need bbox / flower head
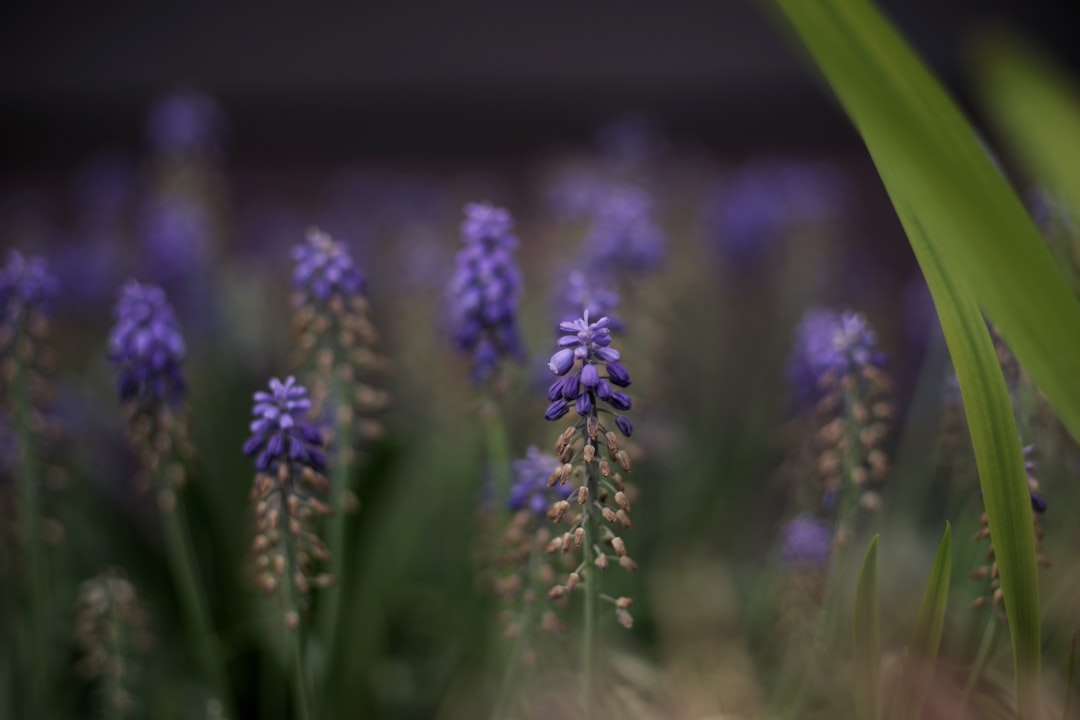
[107,281,186,405]
[0,251,57,322]
[508,446,568,516]
[545,310,633,435]
[292,228,365,302]
[242,376,325,474]
[788,308,886,410]
[584,186,664,276]
[780,515,832,568]
[447,203,525,383]
[703,159,848,267]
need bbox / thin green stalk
[493,534,544,720]
[160,499,231,713]
[483,396,512,503]
[963,614,999,706]
[12,358,45,716]
[318,379,353,676]
[1064,632,1077,720]
[581,422,602,718]
[105,578,127,720]
[282,517,313,720]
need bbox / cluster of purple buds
[788,308,888,412]
[508,446,570,517]
[1,251,57,327]
[583,185,665,277]
[292,228,366,302]
[447,203,525,384]
[703,159,848,268]
[107,281,187,406]
[243,377,332,610]
[545,310,632,438]
[242,376,326,475]
[146,89,226,159]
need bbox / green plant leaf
[854,535,881,720]
[889,523,952,720]
[973,35,1080,251]
[772,2,1048,716]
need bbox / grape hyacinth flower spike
[107,281,192,502]
[107,280,230,711]
[0,250,59,714]
[787,308,892,547]
[543,310,639,709]
[243,376,330,718]
[447,202,525,385]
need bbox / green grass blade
[854,535,881,720]
[771,3,1047,717]
[773,0,1080,447]
[889,523,952,720]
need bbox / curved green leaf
[889,522,952,720]
[772,2,1046,716]
[854,535,881,720]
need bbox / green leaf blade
[854,535,881,720]
[889,523,953,720]
[772,2,1046,716]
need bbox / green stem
[282,514,313,720]
[581,422,602,718]
[12,356,45,716]
[105,577,127,720]
[161,498,232,714]
[963,614,999,706]
[493,533,543,719]
[318,379,353,688]
[483,396,512,503]
[1063,632,1076,720]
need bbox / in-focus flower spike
[787,308,891,545]
[583,185,665,277]
[74,568,153,719]
[290,227,390,443]
[244,376,333,619]
[447,202,525,384]
[540,309,641,644]
[971,443,1051,618]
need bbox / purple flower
[584,186,665,276]
[787,308,886,410]
[242,376,325,474]
[703,159,849,268]
[557,269,622,331]
[507,446,567,516]
[780,515,833,568]
[292,228,365,302]
[447,203,525,383]
[137,193,213,286]
[146,89,226,157]
[0,251,57,324]
[545,310,634,435]
[107,281,186,405]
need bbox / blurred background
[2,2,1079,719]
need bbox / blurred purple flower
[703,159,849,268]
[780,514,832,568]
[447,203,525,384]
[508,446,567,516]
[788,308,886,410]
[584,185,665,276]
[556,269,621,331]
[292,228,365,302]
[137,193,213,286]
[146,90,226,158]
[0,250,57,322]
[107,281,186,405]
